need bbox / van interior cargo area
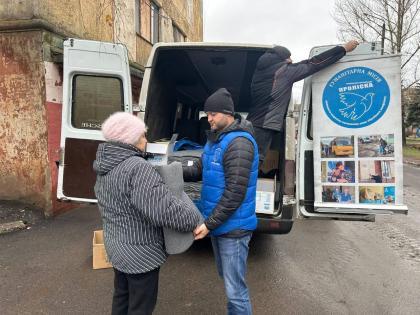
[144,47,289,213]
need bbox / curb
[0,220,27,235]
[404,159,420,167]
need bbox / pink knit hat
[101,112,147,145]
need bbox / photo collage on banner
[320,134,395,204]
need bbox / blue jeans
[211,234,252,315]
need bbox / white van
[58,39,407,234]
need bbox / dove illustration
[338,92,374,121]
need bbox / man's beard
[211,120,228,132]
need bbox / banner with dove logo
[310,55,406,212]
[322,67,390,128]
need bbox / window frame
[137,0,160,44]
[71,74,125,130]
[135,0,140,35]
[150,1,160,44]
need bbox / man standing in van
[183,88,259,315]
[247,40,359,164]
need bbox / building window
[138,0,160,44]
[71,75,124,130]
[135,0,140,34]
[173,24,186,42]
[151,1,159,44]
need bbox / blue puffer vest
[201,131,259,236]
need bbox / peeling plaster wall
[35,0,114,41]
[0,1,203,67]
[136,36,153,66]
[155,0,203,41]
[0,31,51,212]
[0,0,36,19]
[135,0,203,66]
[159,8,175,43]
[0,0,113,41]
[113,0,137,61]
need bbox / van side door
[57,39,132,202]
[297,42,407,220]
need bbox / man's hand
[343,40,359,53]
[194,223,209,240]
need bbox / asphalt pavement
[1,165,420,315]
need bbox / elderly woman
[93,112,201,315]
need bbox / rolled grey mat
[155,162,203,254]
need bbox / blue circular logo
[322,66,390,128]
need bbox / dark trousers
[112,268,159,315]
[253,126,277,165]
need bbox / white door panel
[57,39,132,202]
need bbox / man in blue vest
[183,88,259,315]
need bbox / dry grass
[403,146,420,159]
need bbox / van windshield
[336,139,351,146]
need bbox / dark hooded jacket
[183,115,257,235]
[94,142,201,274]
[247,45,347,131]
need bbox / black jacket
[183,115,255,233]
[247,45,346,131]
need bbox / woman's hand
[194,224,209,240]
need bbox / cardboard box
[146,135,177,165]
[257,178,276,192]
[256,191,275,214]
[92,230,112,270]
[146,142,171,165]
[256,178,276,214]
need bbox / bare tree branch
[402,44,420,68]
[334,0,420,87]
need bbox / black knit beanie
[203,88,235,115]
[271,45,291,61]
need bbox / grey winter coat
[93,142,201,274]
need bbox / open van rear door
[297,42,408,220]
[57,39,132,202]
